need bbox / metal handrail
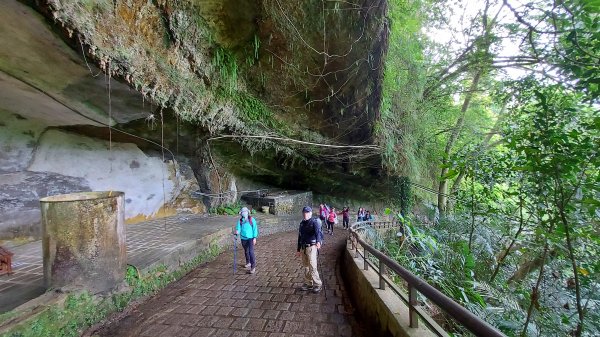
[348,221,506,337]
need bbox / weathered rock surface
[0,171,90,238]
[28,129,178,219]
[0,110,47,173]
[0,0,150,127]
[0,109,204,239]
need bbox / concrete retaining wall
[241,191,312,215]
[341,242,436,337]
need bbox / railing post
[354,237,359,258]
[408,284,418,328]
[379,258,385,290]
[363,248,368,270]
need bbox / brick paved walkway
[94,231,365,337]
[0,214,297,313]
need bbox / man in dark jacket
[296,206,323,293]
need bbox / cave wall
[0,1,210,240]
[0,109,204,240]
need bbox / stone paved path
[1,214,296,313]
[94,231,365,337]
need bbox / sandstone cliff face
[39,0,387,147]
[0,0,388,239]
[0,108,205,239]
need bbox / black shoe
[300,284,313,291]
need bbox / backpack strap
[240,216,254,227]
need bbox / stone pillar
[40,191,126,293]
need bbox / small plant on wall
[209,201,244,215]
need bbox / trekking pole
[318,249,327,300]
[233,234,237,275]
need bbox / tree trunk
[436,0,498,214]
[521,206,557,336]
[468,175,476,251]
[490,194,525,282]
[437,71,482,213]
[558,190,584,337]
[508,249,556,284]
[521,242,550,336]
[448,101,507,200]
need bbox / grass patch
[213,47,238,94]
[1,242,223,337]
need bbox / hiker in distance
[297,206,324,293]
[342,207,350,229]
[326,207,337,235]
[235,207,258,274]
[319,203,329,227]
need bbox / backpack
[240,216,254,228]
[320,206,328,219]
[300,217,323,244]
[315,218,325,244]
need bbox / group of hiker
[318,203,350,234]
[356,207,374,223]
[232,203,375,294]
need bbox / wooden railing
[348,221,506,337]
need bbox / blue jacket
[236,217,258,240]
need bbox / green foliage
[385,215,483,307]
[209,201,243,215]
[379,0,599,334]
[499,84,599,336]
[79,0,111,13]
[231,92,274,125]
[213,47,238,93]
[548,1,600,101]
[400,82,600,336]
[3,292,104,337]
[391,176,412,215]
[378,0,428,178]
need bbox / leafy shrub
[209,201,244,215]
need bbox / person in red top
[326,207,337,235]
[341,207,350,229]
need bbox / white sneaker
[245,263,251,269]
[248,268,256,274]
